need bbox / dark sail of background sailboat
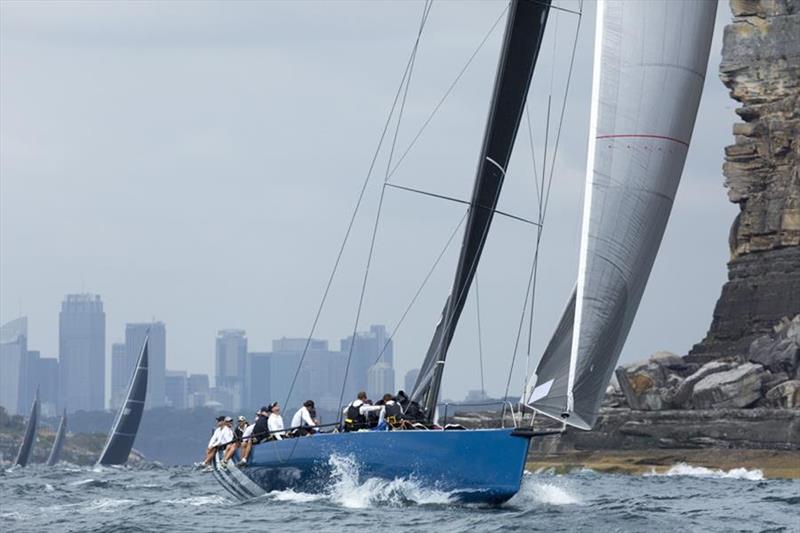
[97,337,149,466]
[412,0,551,420]
[14,389,40,467]
[46,409,68,466]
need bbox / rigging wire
[503,1,584,410]
[385,4,509,182]
[282,0,432,409]
[336,0,433,416]
[369,210,469,367]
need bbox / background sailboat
[97,337,149,466]
[46,409,67,467]
[14,389,40,467]
[527,0,718,429]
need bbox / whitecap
[326,454,454,508]
[645,463,764,481]
[268,490,324,503]
[507,474,582,506]
[165,495,230,506]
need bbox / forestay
[528,0,717,429]
[97,337,149,465]
[412,0,552,420]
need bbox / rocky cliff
[689,0,800,362]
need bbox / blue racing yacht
[213,0,717,504]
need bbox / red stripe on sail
[596,134,689,147]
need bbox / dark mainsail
[46,409,68,466]
[15,389,40,467]
[412,0,551,419]
[97,337,148,466]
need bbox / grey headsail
[46,409,68,466]
[412,0,551,420]
[97,336,148,465]
[527,0,717,429]
[14,389,40,467]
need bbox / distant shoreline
[527,449,800,479]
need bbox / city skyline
[1,295,405,414]
[1,2,736,402]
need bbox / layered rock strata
[689,0,800,362]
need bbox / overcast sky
[1,1,737,401]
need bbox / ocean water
[1,458,797,533]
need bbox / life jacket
[344,402,366,431]
[384,401,402,424]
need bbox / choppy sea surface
[1,458,797,532]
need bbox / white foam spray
[507,472,582,507]
[266,454,453,508]
[646,463,764,481]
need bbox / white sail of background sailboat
[527,0,717,429]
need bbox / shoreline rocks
[616,315,800,411]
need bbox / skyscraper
[126,322,166,409]
[340,325,393,400]
[247,352,272,411]
[165,370,187,409]
[110,342,128,409]
[187,373,210,408]
[215,330,247,410]
[59,294,105,413]
[36,357,59,417]
[367,362,395,400]
[0,317,28,415]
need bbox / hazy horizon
[1,1,737,401]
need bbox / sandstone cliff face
[690,0,800,362]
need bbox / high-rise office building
[247,352,272,411]
[59,294,105,413]
[187,373,210,408]
[367,362,395,400]
[268,337,346,412]
[340,325,393,400]
[165,370,187,409]
[215,330,247,411]
[110,342,128,409]
[37,357,59,416]
[404,368,420,394]
[126,322,166,409]
[20,349,40,413]
[0,317,28,415]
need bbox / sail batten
[529,0,717,429]
[97,337,149,465]
[412,0,552,419]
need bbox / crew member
[267,402,285,440]
[342,391,382,431]
[378,394,404,429]
[222,416,248,465]
[290,400,318,436]
[202,416,226,468]
[238,407,269,466]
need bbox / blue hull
[213,428,531,504]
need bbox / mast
[412,0,551,421]
[97,336,149,466]
[527,0,717,429]
[14,389,40,467]
[46,409,67,466]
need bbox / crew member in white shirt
[267,402,285,440]
[342,391,382,431]
[202,416,226,467]
[290,400,318,436]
